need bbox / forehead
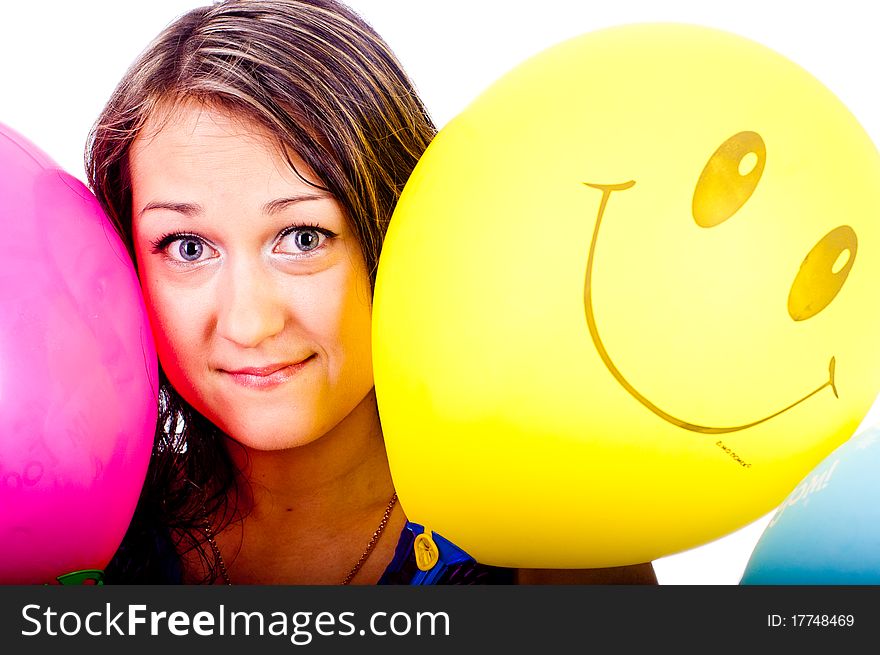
[128,99,320,192]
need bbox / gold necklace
[202,492,398,585]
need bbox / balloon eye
[788,226,857,321]
[693,131,766,227]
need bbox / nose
[214,260,286,348]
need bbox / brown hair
[87,0,434,285]
[86,0,435,583]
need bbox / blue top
[380,522,514,585]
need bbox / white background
[2,0,878,584]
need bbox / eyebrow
[139,193,330,219]
[139,201,202,218]
[263,193,330,214]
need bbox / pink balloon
[0,121,157,584]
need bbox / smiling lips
[223,356,314,389]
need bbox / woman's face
[129,101,375,450]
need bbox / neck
[201,389,405,584]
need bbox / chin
[219,417,326,452]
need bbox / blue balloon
[741,424,880,584]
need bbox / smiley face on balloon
[374,23,880,568]
[583,131,851,438]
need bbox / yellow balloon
[373,23,880,568]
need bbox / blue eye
[149,232,215,264]
[293,228,320,252]
[178,238,204,261]
[277,225,334,255]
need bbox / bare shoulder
[514,562,657,585]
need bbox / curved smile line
[582,181,838,435]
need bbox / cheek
[138,267,205,380]
[305,257,374,376]
[338,267,375,382]
[338,295,373,383]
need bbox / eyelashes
[276,224,336,255]
[150,230,204,254]
[148,223,338,264]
